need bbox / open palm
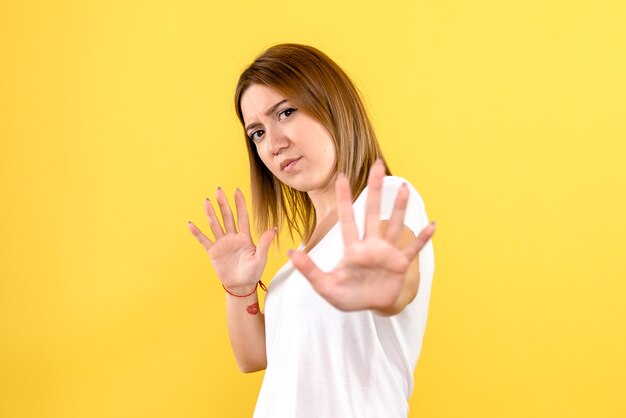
[288,160,436,312]
[188,187,276,292]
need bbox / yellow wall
[1,1,624,417]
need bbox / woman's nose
[267,127,289,155]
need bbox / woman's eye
[278,108,297,120]
[249,130,264,142]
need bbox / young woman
[188,44,436,418]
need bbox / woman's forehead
[240,84,289,121]
[241,84,285,107]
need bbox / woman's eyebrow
[245,99,288,132]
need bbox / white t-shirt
[253,176,435,418]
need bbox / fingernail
[188,220,191,224]
[287,249,294,256]
[205,197,209,201]
[431,221,436,226]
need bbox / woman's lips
[282,157,301,173]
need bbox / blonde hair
[234,43,391,244]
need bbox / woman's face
[240,84,337,194]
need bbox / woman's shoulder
[382,175,425,204]
[383,175,416,187]
[354,174,426,209]
[357,174,422,195]
[383,175,412,186]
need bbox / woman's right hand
[187,187,277,294]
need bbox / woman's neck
[308,191,336,227]
[306,173,339,225]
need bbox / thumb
[256,227,278,257]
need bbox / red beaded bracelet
[222,280,268,297]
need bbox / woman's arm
[225,287,267,373]
[188,188,276,373]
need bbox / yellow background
[1,0,625,417]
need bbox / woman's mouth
[282,157,301,172]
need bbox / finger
[234,188,252,237]
[256,227,278,258]
[384,183,410,244]
[216,187,237,233]
[364,159,385,239]
[335,173,359,245]
[288,249,329,296]
[204,197,225,239]
[402,221,436,260]
[187,221,214,251]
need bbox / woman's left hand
[288,159,436,312]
